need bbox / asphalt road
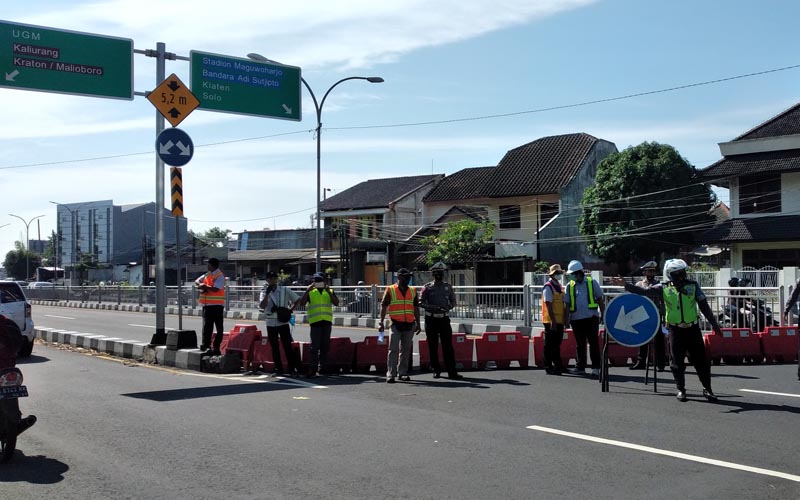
[2,305,799,499]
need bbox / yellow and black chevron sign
[171,167,184,217]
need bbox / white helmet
[567,260,584,274]
[663,258,688,281]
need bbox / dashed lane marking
[739,389,800,399]
[44,314,75,320]
[526,425,800,483]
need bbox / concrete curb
[30,300,537,337]
[35,327,205,371]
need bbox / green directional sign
[0,20,133,100]
[190,50,301,121]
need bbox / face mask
[314,281,325,288]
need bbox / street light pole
[246,53,383,272]
[8,213,45,280]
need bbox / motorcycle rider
[0,315,36,437]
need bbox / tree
[420,220,495,268]
[42,230,57,266]
[578,142,715,272]
[3,241,41,280]
[188,227,232,248]
[73,253,99,284]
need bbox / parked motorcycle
[717,278,778,331]
[0,315,36,462]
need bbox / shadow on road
[121,380,308,402]
[709,395,800,415]
[17,354,51,365]
[0,452,69,483]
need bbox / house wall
[538,139,618,266]
[731,241,800,269]
[486,195,539,242]
[729,171,800,217]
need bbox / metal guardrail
[24,284,791,328]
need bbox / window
[539,203,559,228]
[499,205,521,229]
[739,174,781,214]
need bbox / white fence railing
[25,283,793,329]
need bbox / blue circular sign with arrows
[156,127,193,167]
[605,294,660,347]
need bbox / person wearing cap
[379,268,421,383]
[420,262,462,380]
[541,264,566,375]
[195,257,226,354]
[296,272,339,377]
[258,271,301,376]
[630,261,666,371]
[563,260,605,378]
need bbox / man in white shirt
[258,271,301,375]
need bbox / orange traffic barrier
[761,326,798,363]
[705,328,763,365]
[250,337,301,373]
[223,324,262,370]
[353,336,389,374]
[532,329,576,369]
[418,333,475,372]
[475,331,529,370]
[300,337,354,374]
[598,329,639,367]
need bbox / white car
[27,282,55,289]
[0,281,35,357]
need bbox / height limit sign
[147,73,199,127]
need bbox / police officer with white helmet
[564,260,605,378]
[623,259,722,402]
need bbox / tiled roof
[701,215,800,242]
[733,102,800,141]
[320,174,442,211]
[697,148,800,180]
[422,167,495,202]
[485,133,599,197]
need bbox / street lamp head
[366,77,384,83]
[246,53,268,63]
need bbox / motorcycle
[0,315,36,462]
[717,278,778,331]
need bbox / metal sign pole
[176,214,182,330]
[601,329,610,392]
[151,42,167,345]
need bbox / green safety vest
[567,277,598,312]
[663,283,699,324]
[307,289,333,324]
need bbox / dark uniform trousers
[571,316,601,369]
[425,315,457,376]
[543,322,565,371]
[266,324,300,374]
[202,305,225,352]
[669,324,712,390]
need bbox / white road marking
[127,324,175,330]
[740,389,800,399]
[44,314,75,320]
[180,371,327,389]
[526,425,800,483]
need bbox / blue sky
[2,0,799,257]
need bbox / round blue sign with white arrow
[156,127,193,167]
[605,294,660,347]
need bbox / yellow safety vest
[663,283,699,324]
[567,276,598,312]
[541,281,565,324]
[198,269,225,305]
[307,289,333,324]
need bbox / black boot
[676,389,687,402]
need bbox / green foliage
[578,142,715,271]
[421,220,495,268]
[532,261,551,273]
[42,230,57,265]
[189,227,232,248]
[3,241,42,280]
[73,253,99,284]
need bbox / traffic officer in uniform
[564,260,605,378]
[629,261,666,371]
[195,257,226,355]
[783,277,800,380]
[297,272,339,377]
[541,264,566,375]
[378,268,421,383]
[623,259,722,402]
[420,262,463,380]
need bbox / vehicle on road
[0,282,35,357]
[0,315,35,462]
[27,281,54,289]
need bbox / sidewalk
[30,299,538,373]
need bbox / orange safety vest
[541,281,565,324]
[199,269,225,305]
[387,284,416,323]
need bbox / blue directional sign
[605,294,660,347]
[156,127,193,167]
